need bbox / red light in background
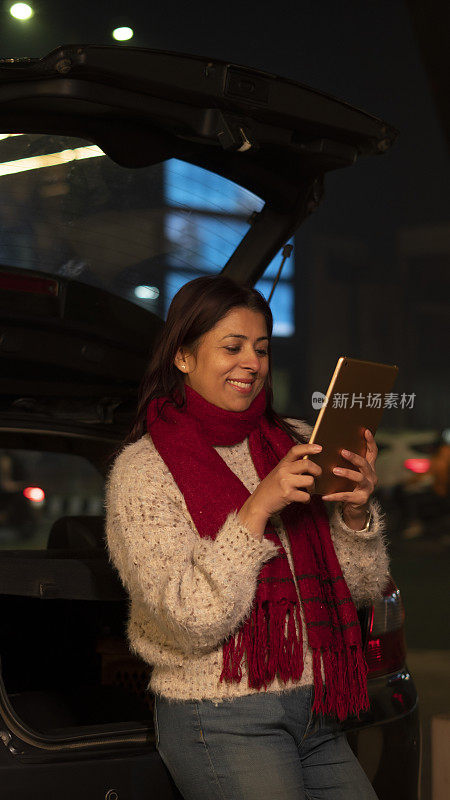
[404,458,430,474]
[23,487,45,503]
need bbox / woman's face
[175,307,270,411]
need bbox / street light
[9,3,34,20]
[112,26,134,42]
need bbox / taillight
[0,271,59,296]
[365,578,407,678]
[23,486,45,503]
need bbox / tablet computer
[304,357,399,496]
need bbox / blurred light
[0,144,105,178]
[23,486,45,503]
[134,285,160,300]
[404,457,430,474]
[442,428,450,445]
[10,3,34,20]
[0,133,24,141]
[112,26,134,41]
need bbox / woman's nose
[239,351,261,371]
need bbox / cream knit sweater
[105,418,389,704]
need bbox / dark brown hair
[120,275,304,450]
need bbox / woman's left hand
[321,429,378,512]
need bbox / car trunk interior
[1,592,154,736]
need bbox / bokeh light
[10,3,34,20]
[112,26,134,42]
[23,486,45,503]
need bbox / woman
[105,275,389,800]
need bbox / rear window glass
[0,448,104,550]
[0,133,295,336]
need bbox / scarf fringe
[220,600,369,722]
[220,599,304,691]
[311,645,370,721]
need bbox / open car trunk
[0,45,397,287]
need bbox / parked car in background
[0,44,419,799]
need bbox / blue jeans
[153,686,378,800]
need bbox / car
[0,44,419,799]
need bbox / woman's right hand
[252,443,323,517]
[238,444,323,539]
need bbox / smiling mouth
[226,379,255,391]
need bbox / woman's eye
[225,346,268,356]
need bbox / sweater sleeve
[284,417,391,607]
[105,442,280,655]
[327,497,390,606]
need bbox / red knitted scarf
[146,385,369,720]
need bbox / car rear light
[404,457,430,473]
[0,271,59,296]
[365,578,407,678]
[23,486,45,503]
